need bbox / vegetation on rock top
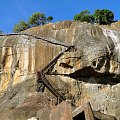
[13,12,53,33]
[74,9,114,25]
[0,9,117,33]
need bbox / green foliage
[47,16,53,22]
[0,30,2,34]
[93,9,114,24]
[13,12,53,32]
[13,20,30,33]
[74,10,91,22]
[74,9,114,25]
[28,12,46,27]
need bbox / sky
[0,0,120,33]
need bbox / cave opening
[73,111,85,120]
[69,66,119,85]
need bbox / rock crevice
[0,21,120,119]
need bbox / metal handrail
[37,46,75,105]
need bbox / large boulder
[0,21,120,119]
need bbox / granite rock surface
[0,21,120,119]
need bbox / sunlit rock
[0,21,120,119]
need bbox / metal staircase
[37,46,75,103]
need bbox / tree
[13,20,30,33]
[93,9,114,24]
[74,10,91,22]
[0,30,2,34]
[13,12,54,32]
[74,9,114,25]
[28,12,46,27]
[47,16,53,23]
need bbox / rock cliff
[0,21,120,119]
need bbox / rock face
[0,21,120,119]
[0,34,64,95]
[37,101,72,120]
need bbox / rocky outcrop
[0,21,120,119]
[0,92,50,120]
[49,22,120,119]
[37,101,72,120]
[0,34,66,95]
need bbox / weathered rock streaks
[0,21,120,119]
[0,35,65,95]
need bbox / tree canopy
[74,10,91,22]
[0,30,2,34]
[93,9,114,24]
[28,12,46,27]
[13,20,30,33]
[13,12,53,32]
[74,9,114,25]
[47,16,53,23]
